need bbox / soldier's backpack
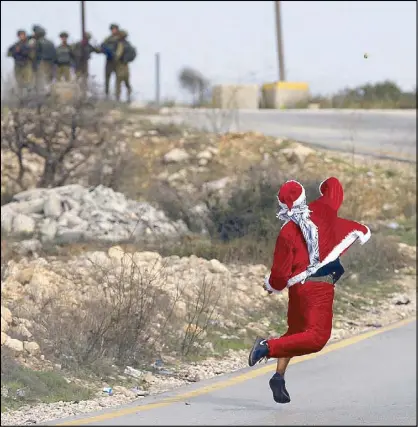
[122,41,137,63]
[37,38,56,62]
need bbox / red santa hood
[276,177,371,287]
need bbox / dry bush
[180,277,221,357]
[1,84,130,195]
[341,233,408,281]
[21,252,221,372]
[28,255,174,369]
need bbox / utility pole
[155,53,161,107]
[80,1,87,82]
[274,0,286,81]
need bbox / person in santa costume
[248,176,371,404]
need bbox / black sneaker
[248,337,269,367]
[269,372,291,404]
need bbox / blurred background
[1,0,416,104]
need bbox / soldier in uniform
[7,30,35,92]
[114,30,133,103]
[72,32,100,80]
[32,25,56,88]
[101,23,120,98]
[55,32,74,82]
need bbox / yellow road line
[56,317,416,426]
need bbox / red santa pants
[267,281,334,358]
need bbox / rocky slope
[1,253,415,425]
[2,109,416,223]
[1,110,416,425]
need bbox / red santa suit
[264,177,371,358]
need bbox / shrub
[22,252,221,372]
[1,83,130,195]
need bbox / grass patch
[1,350,93,412]
[211,337,249,354]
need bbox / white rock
[197,150,213,160]
[1,306,12,324]
[12,214,35,235]
[13,198,45,215]
[163,148,190,163]
[43,193,62,218]
[132,251,162,263]
[1,207,14,233]
[24,341,41,355]
[108,246,126,261]
[13,188,47,201]
[40,218,58,241]
[4,336,24,352]
[124,366,143,379]
[1,317,9,333]
[13,239,42,255]
[209,259,229,274]
[1,332,7,345]
[203,177,231,192]
[281,143,315,164]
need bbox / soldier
[114,30,136,103]
[7,30,35,92]
[72,32,100,80]
[55,32,74,82]
[32,25,56,88]
[101,23,120,98]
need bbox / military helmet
[60,31,69,38]
[110,23,119,30]
[32,24,43,33]
[118,30,128,38]
[17,29,26,37]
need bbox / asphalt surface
[170,109,417,162]
[51,319,416,426]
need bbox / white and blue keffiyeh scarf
[277,199,320,280]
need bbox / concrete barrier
[211,84,259,109]
[261,81,310,109]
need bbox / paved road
[51,319,416,426]
[169,109,417,162]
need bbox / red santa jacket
[265,177,371,293]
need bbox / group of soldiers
[7,23,136,102]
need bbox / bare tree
[1,84,130,193]
[178,67,210,107]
